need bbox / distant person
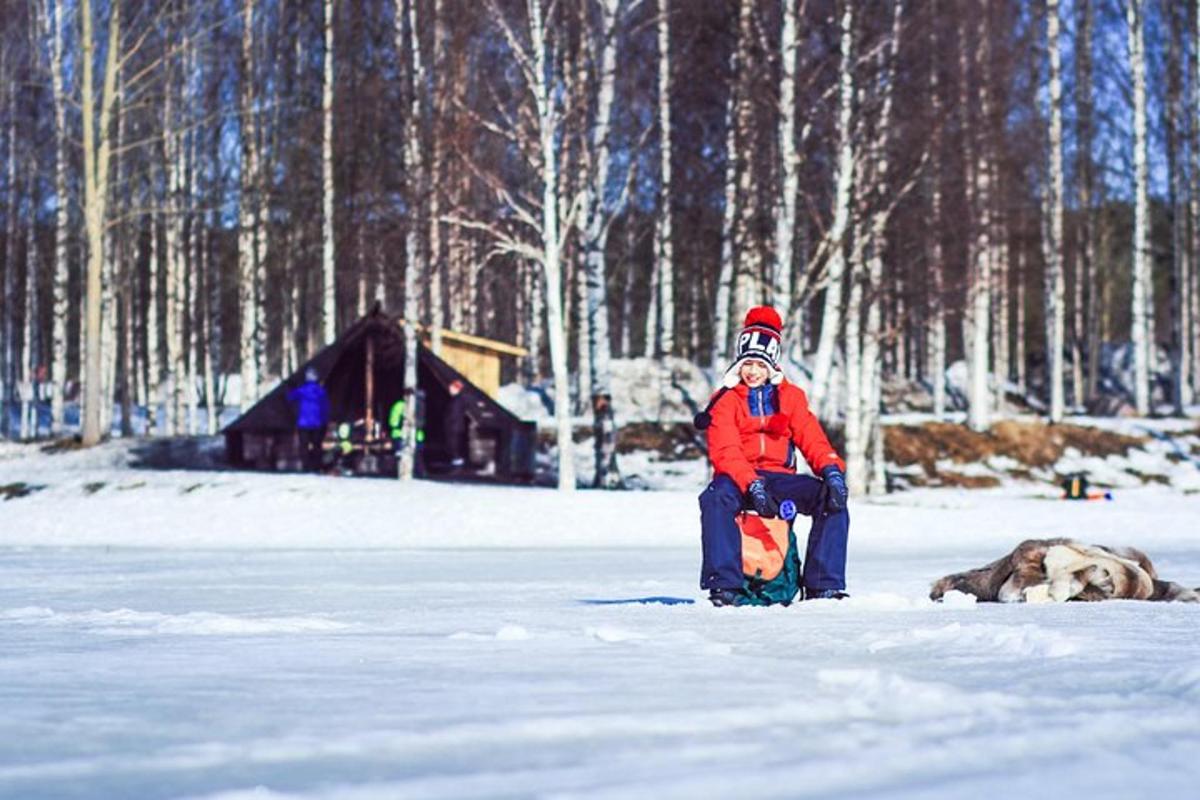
[388,389,427,477]
[444,379,468,470]
[288,367,330,472]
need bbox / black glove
[821,466,848,513]
[745,479,779,518]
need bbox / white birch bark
[147,213,161,435]
[397,0,428,482]
[966,11,991,432]
[45,0,70,437]
[164,90,184,436]
[201,228,218,436]
[238,0,261,411]
[774,0,798,319]
[654,0,674,356]
[809,3,854,415]
[322,0,337,344]
[1045,0,1066,422]
[1127,0,1151,415]
[21,172,38,439]
[79,0,120,446]
[582,0,623,488]
[2,95,15,439]
[529,0,574,491]
[100,85,123,439]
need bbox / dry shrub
[885,420,1147,476]
[938,472,1002,489]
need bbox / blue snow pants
[699,471,849,595]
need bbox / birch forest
[1,0,1199,493]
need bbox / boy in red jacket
[700,306,850,606]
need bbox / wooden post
[365,334,376,436]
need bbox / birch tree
[43,0,71,437]
[653,0,674,356]
[79,0,120,446]
[1166,0,1191,413]
[808,3,855,415]
[1191,0,1200,403]
[459,0,577,489]
[322,0,337,344]
[773,0,799,320]
[927,0,946,418]
[711,41,739,371]
[1126,0,1151,415]
[238,0,263,411]
[1076,0,1100,403]
[1044,0,1065,422]
[397,0,427,482]
[581,0,624,489]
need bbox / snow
[2,442,1200,798]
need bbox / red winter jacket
[706,380,845,491]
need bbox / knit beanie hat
[722,306,785,388]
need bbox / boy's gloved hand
[746,479,779,518]
[821,466,848,513]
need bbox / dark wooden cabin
[222,307,536,481]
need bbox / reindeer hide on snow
[930,539,1200,604]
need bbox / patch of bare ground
[885,421,1147,480]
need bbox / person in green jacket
[388,390,426,475]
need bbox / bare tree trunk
[79,0,120,446]
[2,92,16,440]
[1045,0,1065,422]
[712,44,739,371]
[964,10,992,433]
[774,0,798,320]
[21,169,38,440]
[654,0,674,357]
[1191,0,1200,403]
[1127,0,1151,414]
[398,0,427,482]
[1166,0,1191,413]
[238,0,262,411]
[582,0,624,489]
[859,0,902,491]
[809,3,855,415]
[1077,0,1099,404]
[322,0,337,344]
[528,0,574,491]
[165,87,185,436]
[731,1,762,318]
[1016,242,1027,393]
[46,0,70,437]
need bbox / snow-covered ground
[2,443,1199,799]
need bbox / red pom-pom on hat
[743,305,782,333]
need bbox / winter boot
[709,588,745,607]
[806,588,849,600]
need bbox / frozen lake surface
[1,447,1199,798]
[3,542,1199,799]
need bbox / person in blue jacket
[288,367,330,472]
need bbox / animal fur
[930,539,1200,604]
